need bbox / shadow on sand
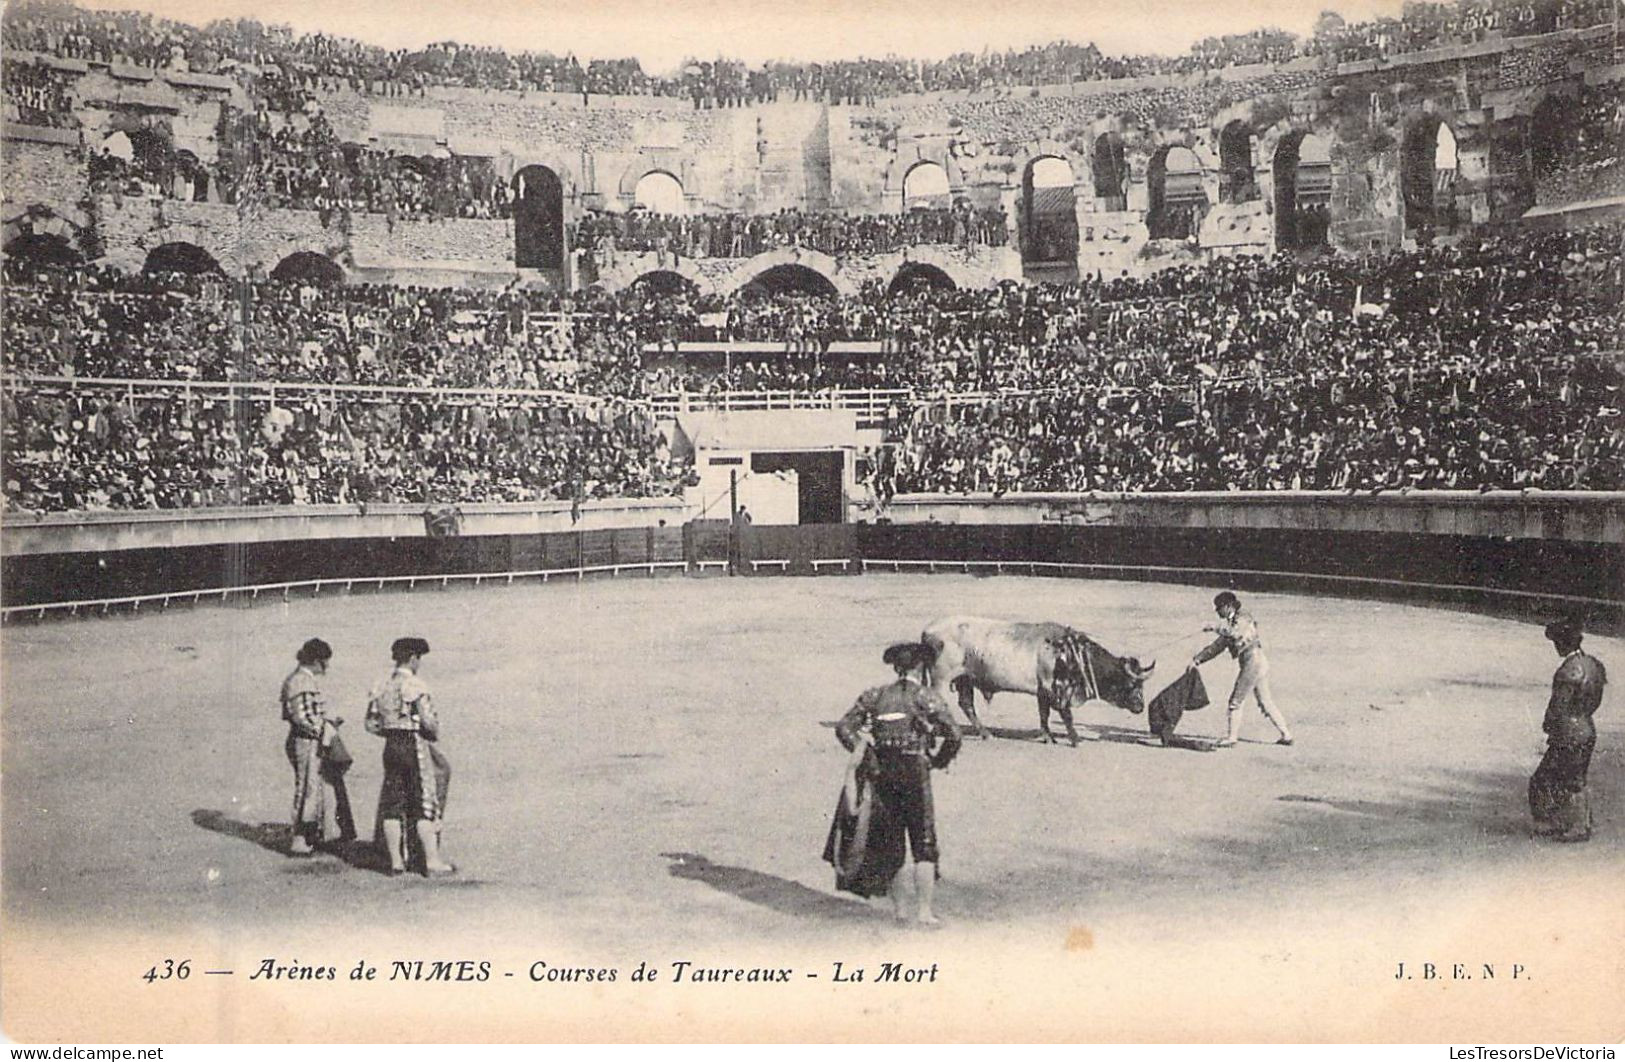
[661,851,873,921]
[191,809,394,874]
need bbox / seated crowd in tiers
[2,0,1616,113]
[1534,82,1625,206]
[3,224,1622,510]
[572,205,1009,260]
[886,351,1623,495]
[1,388,691,510]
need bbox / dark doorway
[630,270,699,296]
[886,262,955,296]
[144,242,223,275]
[270,251,343,286]
[513,165,564,270]
[751,450,845,524]
[739,264,838,298]
[1219,120,1258,203]
[1092,133,1127,211]
[3,232,81,268]
[1402,116,1459,238]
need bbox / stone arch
[270,251,344,287]
[883,146,962,207]
[98,129,135,162]
[1273,131,1335,251]
[614,154,699,206]
[628,269,701,296]
[1,206,87,266]
[595,252,714,296]
[633,170,686,215]
[886,261,956,296]
[1219,120,1258,204]
[143,241,223,275]
[1402,113,1460,238]
[1020,154,1079,265]
[902,160,951,210]
[721,247,853,298]
[739,263,838,298]
[1092,132,1128,209]
[513,163,565,270]
[1147,145,1208,240]
[871,246,1001,291]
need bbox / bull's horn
[1128,657,1156,678]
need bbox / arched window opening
[1219,121,1258,204]
[886,262,956,296]
[270,251,343,287]
[513,164,565,271]
[1021,156,1078,264]
[1274,133,1333,251]
[144,242,223,275]
[1402,117,1460,238]
[738,263,838,299]
[634,171,685,215]
[1148,146,1208,240]
[1092,133,1127,210]
[902,161,950,211]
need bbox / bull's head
[1054,634,1154,715]
[1098,655,1156,715]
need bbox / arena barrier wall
[0,497,689,556]
[3,492,1620,621]
[850,492,1622,622]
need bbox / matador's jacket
[824,679,963,897]
[835,678,963,766]
[367,666,449,823]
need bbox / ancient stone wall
[3,25,1614,287]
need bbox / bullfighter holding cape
[824,641,962,924]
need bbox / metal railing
[2,374,613,406]
[14,551,1611,625]
[0,559,730,623]
[646,388,908,419]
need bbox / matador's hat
[882,641,936,671]
[1544,617,1583,645]
[391,636,431,662]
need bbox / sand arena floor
[2,573,1621,1042]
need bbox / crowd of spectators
[4,0,1617,114]
[3,223,1621,509]
[7,224,1620,387]
[212,110,511,220]
[884,228,1624,493]
[2,58,75,127]
[572,204,1008,261]
[1,387,689,510]
[888,348,1622,493]
[0,262,656,393]
[1535,82,1625,206]
[1307,0,1616,63]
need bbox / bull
[920,615,1156,747]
